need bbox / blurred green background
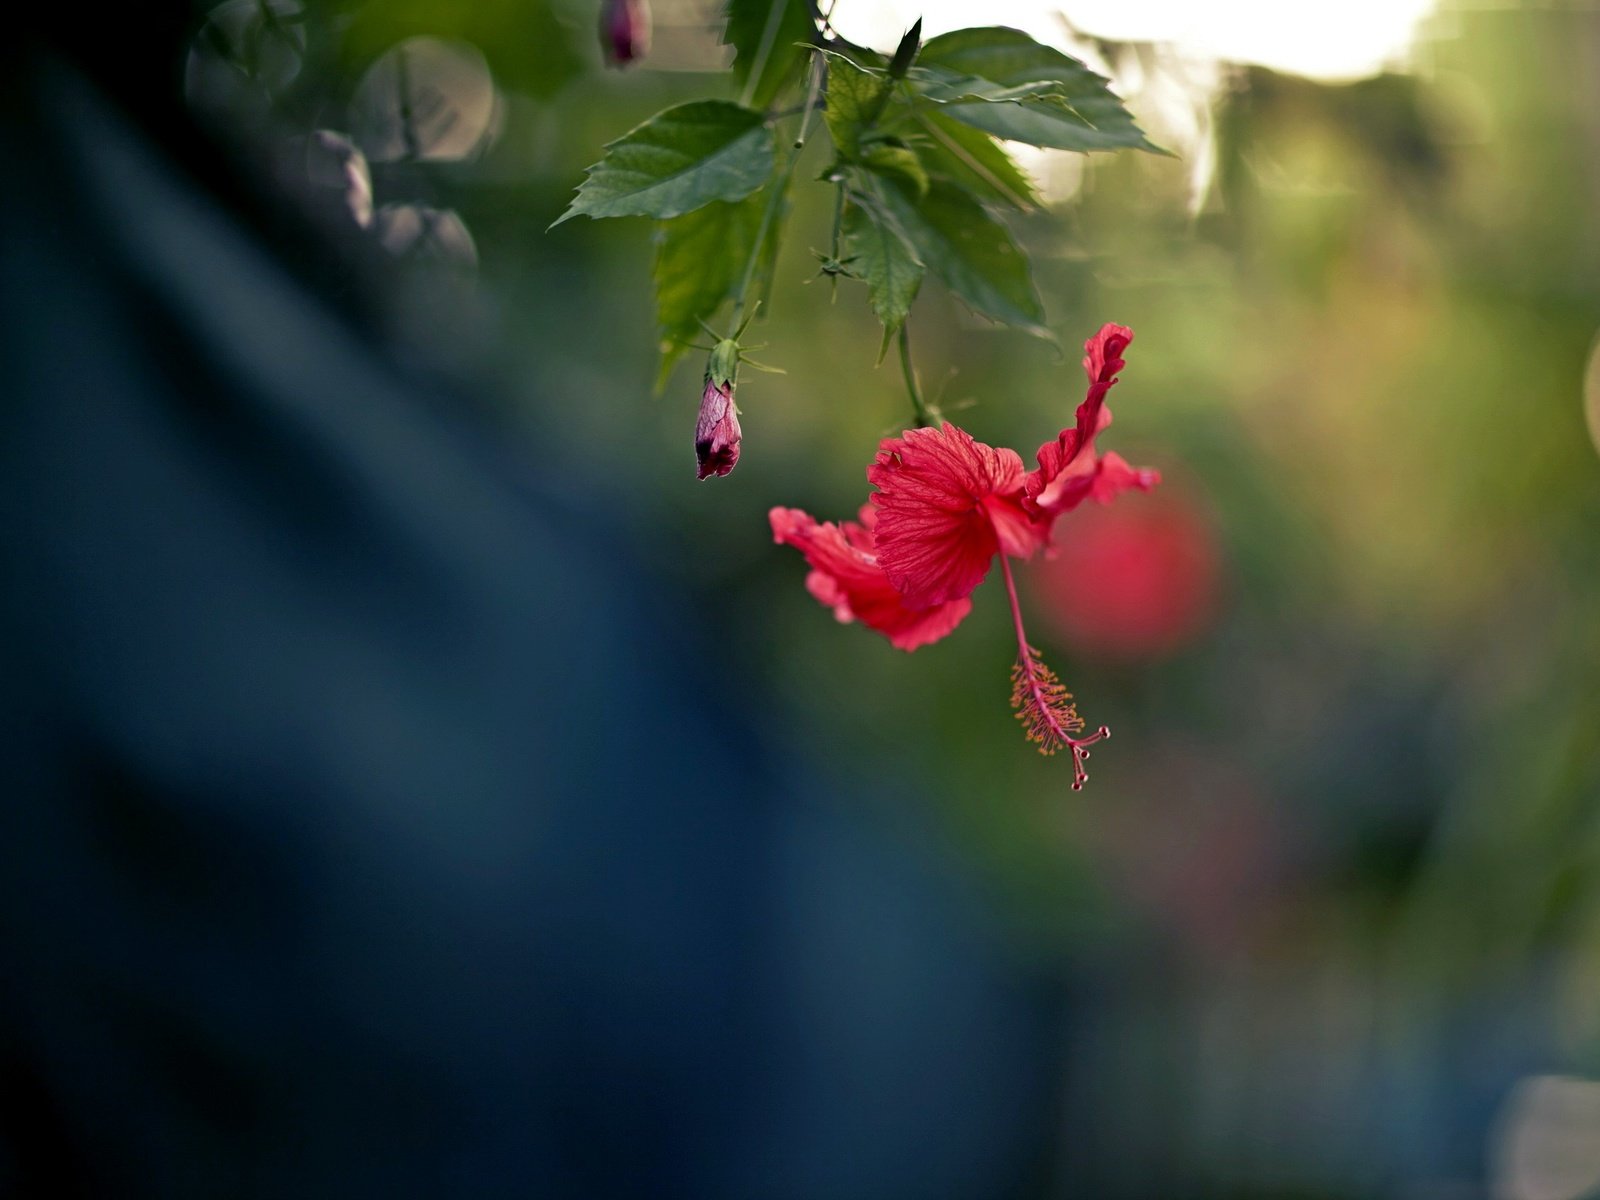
[192,1,1600,1194]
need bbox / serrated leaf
[938,92,1161,153]
[552,101,774,226]
[910,109,1038,209]
[844,196,923,338]
[819,39,887,71]
[652,190,771,386]
[914,26,1164,154]
[824,52,889,158]
[918,26,1111,94]
[860,142,928,198]
[915,74,1074,105]
[725,0,815,110]
[872,177,1049,338]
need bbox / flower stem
[793,52,824,148]
[790,49,819,149]
[738,0,792,110]
[730,145,800,332]
[823,182,848,302]
[898,324,938,428]
[830,183,846,260]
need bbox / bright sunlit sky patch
[831,0,1438,82]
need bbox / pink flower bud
[600,0,651,68]
[695,377,741,480]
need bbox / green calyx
[706,337,742,388]
[701,306,784,388]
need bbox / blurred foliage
[184,0,1600,1195]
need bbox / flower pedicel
[771,323,1159,789]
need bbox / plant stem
[898,324,937,427]
[825,182,847,301]
[793,54,824,147]
[818,0,839,38]
[731,144,801,330]
[738,0,791,110]
[769,100,826,120]
[830,183,846,256]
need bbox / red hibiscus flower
[1031,488,1221,663]
[771,323,1160,789]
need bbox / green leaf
[819,39,887,72]
[872,177,1049,338]
[824,52,889,158]
[916,75,1074,105]
[725,0,815,110]
[844,196,923,339]
[918,26,1112,94]
[914,26,1164,154]
[552,101,774,226]
[936,92,1161,154]
[860,142,928,198]
[910,109,1038,209]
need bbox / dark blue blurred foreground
[0,38,1058,1199]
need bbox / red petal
[695,378,741,480]
[1084,322,1132,388]
[1089,452,1161,505]
[984,492,1046,560]
[1026,323,1141,520]
[867,425,1027,610]
[1027,431,1099,514]
[1071,323,1131,460]
[770,507,973,651]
